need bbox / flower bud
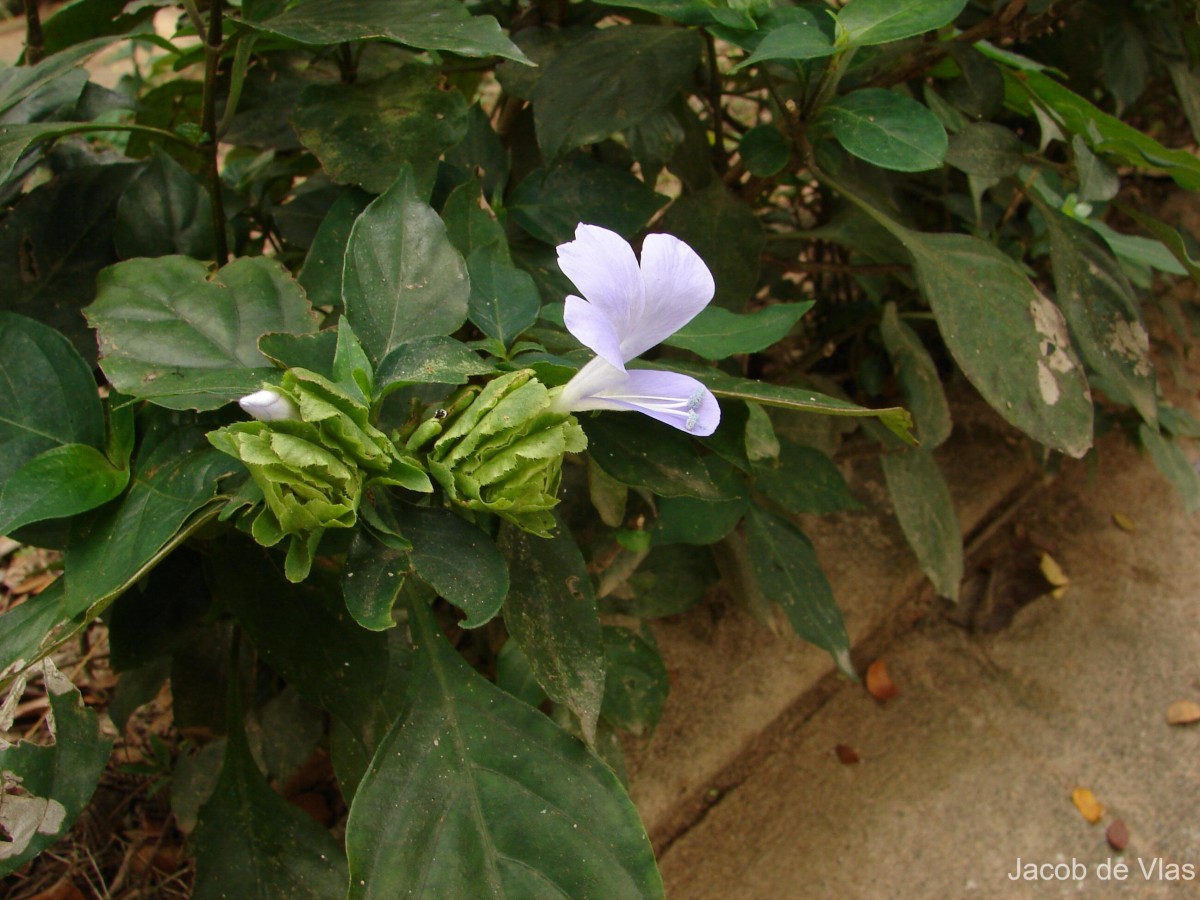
[239,389,299,422]
[426,369,587,537]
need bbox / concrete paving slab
[658,432,1200,898]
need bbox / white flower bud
[239,389,299,422]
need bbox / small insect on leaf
[1071,786,1105,823]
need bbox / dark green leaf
[738,124,792,177]
[509,157,667,245]
[258,330,339,379]
[108,548,211,671]
[466,241,541,347]
[0,37,119,118]
[39,0,155,55]
[246,0,531,63]
[601,626,668,737]
[1072,135,1120,203]
[298,187,373,310]
[944,122,1025,178]
[343,597,662,898]
[653,491,748,545]
[499,522,606,744]
[1139,424,1200,514]
[605,544,716,618]
[0,444,128,535]
[375,336,496,395]
[495,638,547,708]
[533,26,701,159]
[1043,207,1156,425]
[661,182,763,310]
[744,505,852,676]
[1117,204,1200,285]
[191,721,347,899]
[733,13,836,70]
[292,68,468,197]
[751,441,861,515]
[445,104,510,198]
[114,147,216,260]
[404,505,508,629]
[343,529,409,631]
[583,414,733,501]
[837,0,967,46]
[0,121,84,185]
[86,255,319,410]
[0,663,113,878]
[440,175,506,260]
[342,167,470,364]
[880,449,963,601]
[665,302,812,359]
[879,303,952,448]
[820,89,947,172]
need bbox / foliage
[2,0,1199,893]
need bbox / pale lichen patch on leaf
[0,772,68,860]
[1030,289,1085,406]
[1106,318,1152,377]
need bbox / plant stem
[704,30,728,174]
[199,0,230,264]
[23,0,44,65]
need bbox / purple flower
[550,224,721,436]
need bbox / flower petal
[620,232,715,360]
[240,389,299,422]
[556,224,644,335]
[564,294,626,369]
[553,359,720,436]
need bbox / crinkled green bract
[208,368,431,581]
[426,370,587,537]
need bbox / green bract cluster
[207,368,430,581]
[422,370,587,537]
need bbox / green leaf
[943,122,1026,178]
[114,147,216,260]
[657,361,916,445]
[466,241,541,347]
[0,663,113,878]
[342,167,470,364]
[0,312,104,483]
[343,529,409,631]
[298,187,373,310]
[880,449,963,601]
[0,163,140,361]
[441,175,506,260]
[0,121,82,186]
[1117,204,1200,285]
[258,331,339,380]
[601,626,668,737]
[0,36,119,117]
[583,414,733,501]
[445,104,510,199]
[1042,207,1156,425]
[533,26,701,159]
[344,597,662,898]
[900,231,1093,457]
[738,124,792,176]
[837,0,967,46]
[662,182,763,310]
[292,68,468,197]
[246,0,531,63]
[653,491,748,546]
[664,302,812,359]
[751,441,861,515]
[374,336,496,395]
[404,505,508,629]
[499,522,606,744]
[0,444,128,535]
[592,0,749,26]
[879,303,952,448]
[495,638,547,708]
[1010,69,1200,190]
[820,89,948,172]
[605,544,715,619]
[733,13,836,71]
[86,255,319,410]
[191,719,347,899]
[744,506,852,676]
[509,157,667,245]
[1139,424,1200,514]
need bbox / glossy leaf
[583,414,733,501]
[246,0,531,63]
[342,167,470,364]
[879,303,952,448]
[533,26,701,159]
[292,68,468,197]
[881,449,963,601]
[664,302,812,359]
[404,505,509,629]
[734,12,836,70]
[344,597,662,898]
[466,241,541,347]
[298,187,373,310]
[0,663,112,878]
[114,147,215,260]
[837,0,967,47]
[86,255,319,410]
[0,443,128,535]
[821,89,947,172]
[499,522,606,744]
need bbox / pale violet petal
[556,224,644,335]
[239,389,299,422]
[620,232,716,360]
[563,294,626,370]
[553,360,720,436]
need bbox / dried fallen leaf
[28,880,85,900]
[834,743,860,764]
[865,659,898,701]
[1039,552,1070,599]
[1167,700,1200,725]
[1111,512,1136,532]
[1107,819,1130,851]
[1072,786,1105,823]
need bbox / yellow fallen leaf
[1040,552,1070,599]
[1111,512,1136,532]
[1072,787,1105,823]
[1167,700,1200,725]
